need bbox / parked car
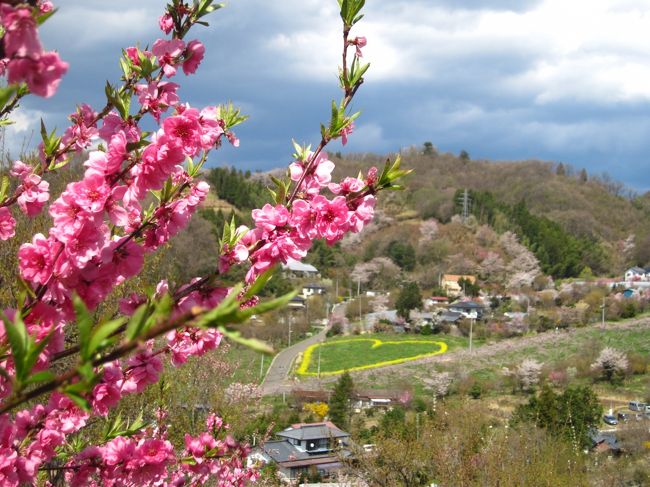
[629,401,646,412]
[603,414,618,426]
[617,412,629,422]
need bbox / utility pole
[259,355,264,380]
[469,318,474,353]
[601,297,606,326]
[288,317,293,347]
[358,278,362,323]
[317,344,322,379]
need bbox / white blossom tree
[516,358,543,392]
[591,347,629,382]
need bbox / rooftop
[283,259,319,273]
[277,422,349,442]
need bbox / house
[302,283,327,297]
[424,296,449,309]
[248,422,351,481]
[352,389,408,411]
[589,430,621,455]
[624,266,648,282]
[283,258,320,279]
[448,300,487,319]
[441,274,476,297]
[289,295,307,309]
[437,311,463,324]
[365,309,400,327]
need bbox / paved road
[260,303,346,395]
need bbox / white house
[625,267,649,282]
[282,259,320,279]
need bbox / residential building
[283,259,320,279]
[248,422,351,481]
[302,283,327,297]
[624,266,648,282]
[448,300,487,320]
[441,274,476,297]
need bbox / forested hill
[331,147,650,270]
[203,149,650,281]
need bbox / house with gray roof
[248,422,351,481]
[282,258,320,279]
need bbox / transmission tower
[457,188,471,223]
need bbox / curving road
[260,302,346,395]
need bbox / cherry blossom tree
[591,347,629,382]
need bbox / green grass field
[297,334,474,376]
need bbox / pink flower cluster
[245,152,376,282]
[10,160,49,216]
[63,414,257,486]
[0,393,89,486]
[0,2,68,97]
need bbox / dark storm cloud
[6,0,650,192]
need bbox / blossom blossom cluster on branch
[0,0,404,484]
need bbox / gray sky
[9,0,650,190]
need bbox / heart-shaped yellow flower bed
[296,338,448,376]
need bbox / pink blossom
[218,242,249,274]
[7,51,68,98]
[328,176,364,195]
[312,195,350,243]
[39,1,54,14]
[63,103,98,151]
[183,40,205,75]
[0,207,16,240]
[252,203,290,232]
[290,199,318,239]
[159,12,174,34]
[91,363,123,416]
[45,393,89,435]
[152,38,185,78]
[52,220,107,269]
[98,111,141,142]
[340,121,354,145]
[49,188,97,230]
[17,174,49,216]
[366,166,378,186]
[70,173,110,214]
[102,436,136,466]
[350,36,367,57]
[10,160,31,179]
[135,81,179,121]
[289,151,334,187]
[18,233,57,285]
[349,194,376,232]
[167,328,223,366]
[162,110,202,156]
[2,7,41,58]
[101,237,144,284]
[121,343,163,394]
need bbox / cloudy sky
[11,0,650,190]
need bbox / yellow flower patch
[296,338,448,376]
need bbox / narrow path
[260,302,346,395]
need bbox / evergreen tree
[556,163,566,176]
[396,281,422,319]
[386,240,416,271]
[329,371,354,429]
[579,168,588,183]
[512,385,602,449]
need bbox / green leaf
[0,85,17,111]
[0,176,10,202]
[88,318,126,356]
[244,265,278,299]
[74,296,94,361]
[24,370,55,385]
[62,388,91,412]
[217,327,274,355]
[1,312,27,383]
[125,303,150,342]
[23,330,53,381]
